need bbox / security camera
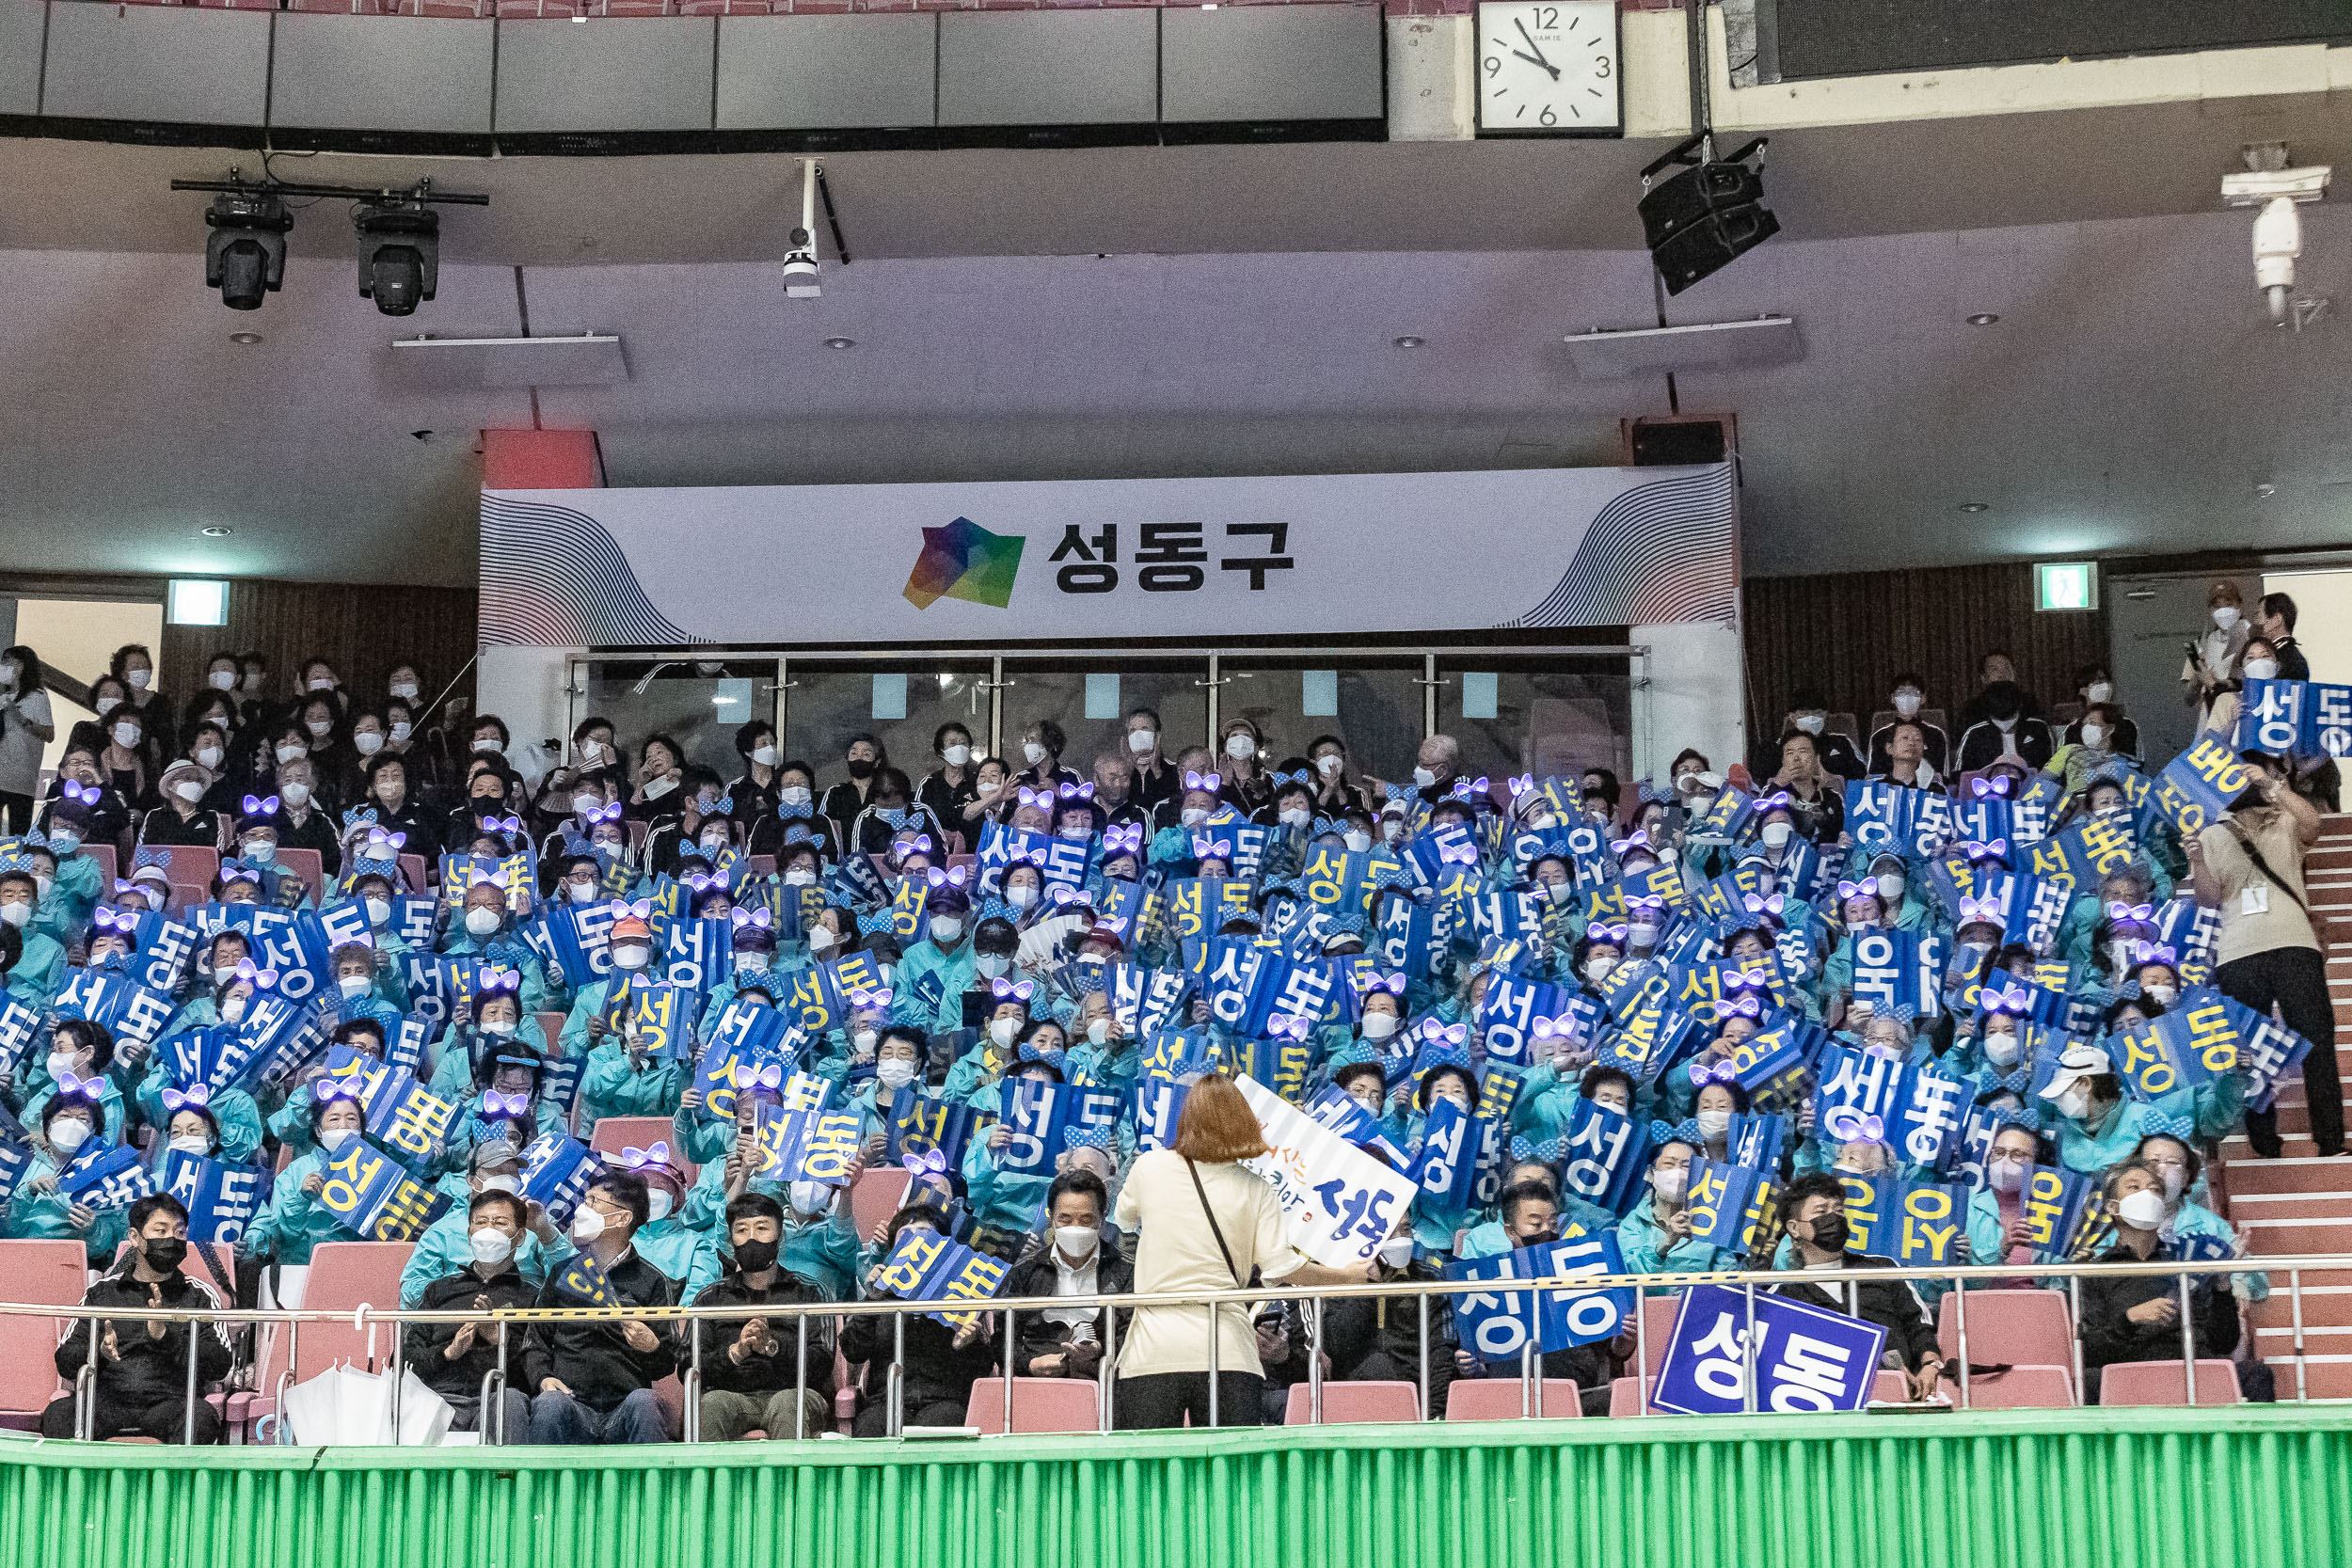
[783,226,820,300]
[2223,156,2330,323]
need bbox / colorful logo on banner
[1649,1282,1887,1415]
[903,516,1025,610]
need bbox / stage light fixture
[354,199,440,317]
[1637,135,1778,296]
[203,189,293,311]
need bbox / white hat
[2040,1043,2111,1103]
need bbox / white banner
[1236,1073,1421,1267]
[480,463,1737,647]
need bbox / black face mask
[734,1239,779,1274]
[845,758,877,781]
[1806,1213,1850,1255]
[1982,681,2024,722]
[143,1236,188,1273]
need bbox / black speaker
[1637,159,1766,247]
[1639,159,1778,295]
[1627,417,1729,467]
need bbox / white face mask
[990,1017,1021,1047]
[1057,1225,1102,1260]
[464,907,501,938]
[308,676,337,692]
[647,1190,675,1223]
[478,1174,520,1196]
[111,722,141,750]
[2244,658,2280,681]
[780,785,813,807]
[788,1180,830,1218]
[1983,1029,2020,1067]
[389,721,412,743]
[1343,830,1372,852]
[306,719,332,738]
[390,682,420,701]
[807,927,836,954]
[280,782,311,808]
[1794,714,1825,735]
[45,1050,77,1082]
[1279,808,1311,828]
[1586,953,1618,983]
[570,1208,607,1242]
[850,1027,880,1056]
[365,897,391,928]
[734,954,770,975]
[174,779,204,804]
[194,744,224,769]
[2057,1085,2091,1121]
[1375,1236,1415,1269]
[354,732,385,755]
[700,833,729,856]
[49,832,81,856]
[1986,1156,2027,1193]
[571,792,601,817]
[1695,1109,1732,1141]
[1875,872,1904,902]
[1412,767,1438,790]
[469,1228,515,1265]
[169,1134,212,1157]
[2086,681,2114,704]
[751,744,779,767]
[941,744,969,767]
[1225,735,1256,761]
[977,954,1011,979]
[209,670,237,691]
[124,668,151,690]
[1892,690,1922,716]
[612,942,652,971]
[1023,742,1047,766]
[2158,1166,2187,1201]
[338,974,373,1000]
[784,868,817,888]
[1316,756,1347,781]
[2213,606,2240,631]
[1360,1010,1399,1041]
[1760,821,1793,848]
[472,738,503,755]
[1006,884,1038,910]
[2118,1189,2166,1230]
[1652,1165,1689,1201]
[1127,730,1156,755]
[320,1127,359,1154]
[876,1058,917,1090]
[2144,982,2178,1007]
[49,1120,91,1154]
[929,915,963,944]
[94,696,120,717]
[243,838,277,863]
[276,743,306,765]
[0,903,30,929]
[2080,723,2106,749]
[1180,806,1209,828]
[644,775,677,799]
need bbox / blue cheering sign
[1649,1283,1887,1415]
[873,1227,1009,1329]
[997,1079,1125,1177]
[1447,1231,1636,1363]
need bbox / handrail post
[1740,1280,1757,1415]
[278,1318,302,1446]
[1307,1299,1323,1425]
[494,1320,510,1446]
[1519,1338,1534,1418]
[1953,1277,1969,1412]
[686,1312,704,1445]
[1099,1299,1118,1434]
[1416,1296,1430,1423]
[795,1312,809,1440]
[2067,1276,2084,1404]
[183,1311,201,1445]
[388,1315,404,1446]
[2179,1275,2197,1404]
[2290,1268,2308,1402]
[1634,1291,1650,1416]
[1206,1304,1220,1427]
[889,1313,905,1436]
[1002,1308,1016,1433]
[76,1307,100,1441]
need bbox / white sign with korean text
[1236,1073,1421,1267]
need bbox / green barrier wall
[2,1409,2347,1568]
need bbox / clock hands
[1513,19,1561,80]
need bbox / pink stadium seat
[1442,1378,1583,1420]
[0,1241,95,1429]
[1954,1365,2074,1409]
[145,845,219,892]
[399,853,428,893]
[168,882,208,918]
[2096,1360,2243,1407]
[747,855,776,878]
[83,843,118,893]
[247,1242,415,1439]
[535,1012,567,1051]
[588,1117,688,1176]
[1607,1376,1647,1417]
[850,1169,913,1243]
[1639,1293,1679,1377]
[963,1377,1100,1434]
[275,848,325,904]
[1282,1381,1419,1425]
[1869,1370,1911,1403]
[1937,1288,2074,1371]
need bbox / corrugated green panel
[4,1409,2351,1568]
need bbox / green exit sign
[2036,562,2098,611]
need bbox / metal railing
[24,1250,2330,1446]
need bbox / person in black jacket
[841,1203,1001,1435]
[1427,1184,1597,1416]
[1766,1173,1945,1401]
[522,1172,679,1444]
[693,1193,838,1442]
[404,1190,537,1441]
[996,1171,1134,1380]
[2077,1162,2249,1403]
[40,1194,232,1443]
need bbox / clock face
[1475,0,1622,137]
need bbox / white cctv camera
[2223,159,2329,322]
[783,228,820,300]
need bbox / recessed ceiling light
[1958,502,1989,514]
[199,526,234,537]
[1964,313,1999,326]
[2255,483,2278,498]
[824,337,855,351]
[1393,335,1424,349]
[229,331,262,345]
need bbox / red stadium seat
[1639,1293,1679,1377]
[1954,1365,2074,1409]
[2096,1360,2242,1407]
[964,1377,1101,1434]
[1936,1288,2074,1371]
[246,1242,414,1439]
[1442,1378,1583,1420]
[399,853,429,893]
[1607,1376,1647,1417]
[1282,1381,1419,1425]
[0,1241,94,1430]
[850,1169,912,1243]
[1869,1370,1912,1403]
[144,845,219,892]
[746,855,776,878]
[274,848,325,904]
[536,1012,568,1052]
[82,843,118,893]
[588,1117,690,1177]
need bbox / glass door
[1434,650,1635,788]
[993,656,1212,784]
[576,657,782,781]
[780,656,995,787]
[1213,656,1427,792]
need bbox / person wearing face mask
[964,1046,1076,1236]
[2076,1161,2248,1404]
[4,1091,126,1262]
[1760,687,1864,784]
[443,881,554,1015]
[2128,1129,2268,1305]
[2060,664,2140,757]
[144,754,227,853]
[107,643,175,773]
[1120,707,1177,811]
[2253,590,2310,680]
[839,1203,1006,1435]
[913,721,979,839]
[1210,718,1273,816]
[263,757,342,878]
[817,733,890,845]
[747,764,843,864]
[685,1105,868,1299]
[573,968,688,1136]
[2201,635,2284,742]
[0,644,57,835]
[2183,579,2254,709]
[134,1056,264,1166]
[38,1194,230,1443]
[1613,1140,1736,1290]
[402,1189,541,1440]
[393,1134,557,1305]
[844,1025,933,1136]
[522,1173,680,1445]
[1401,1060,1483,1250]
[1765,1174,1944,1400]
[1009,717,1082,797]
[996,1169,1135,1383]
[888,883,976,1036]
[2037,1044,2164,1176]
[1863,674,1951,777]
[23,1017,122,1134]
[690,1192,839,1441]
[566,1148,720,1304]
[723,719,784,827]
[243,1092,378,1289]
